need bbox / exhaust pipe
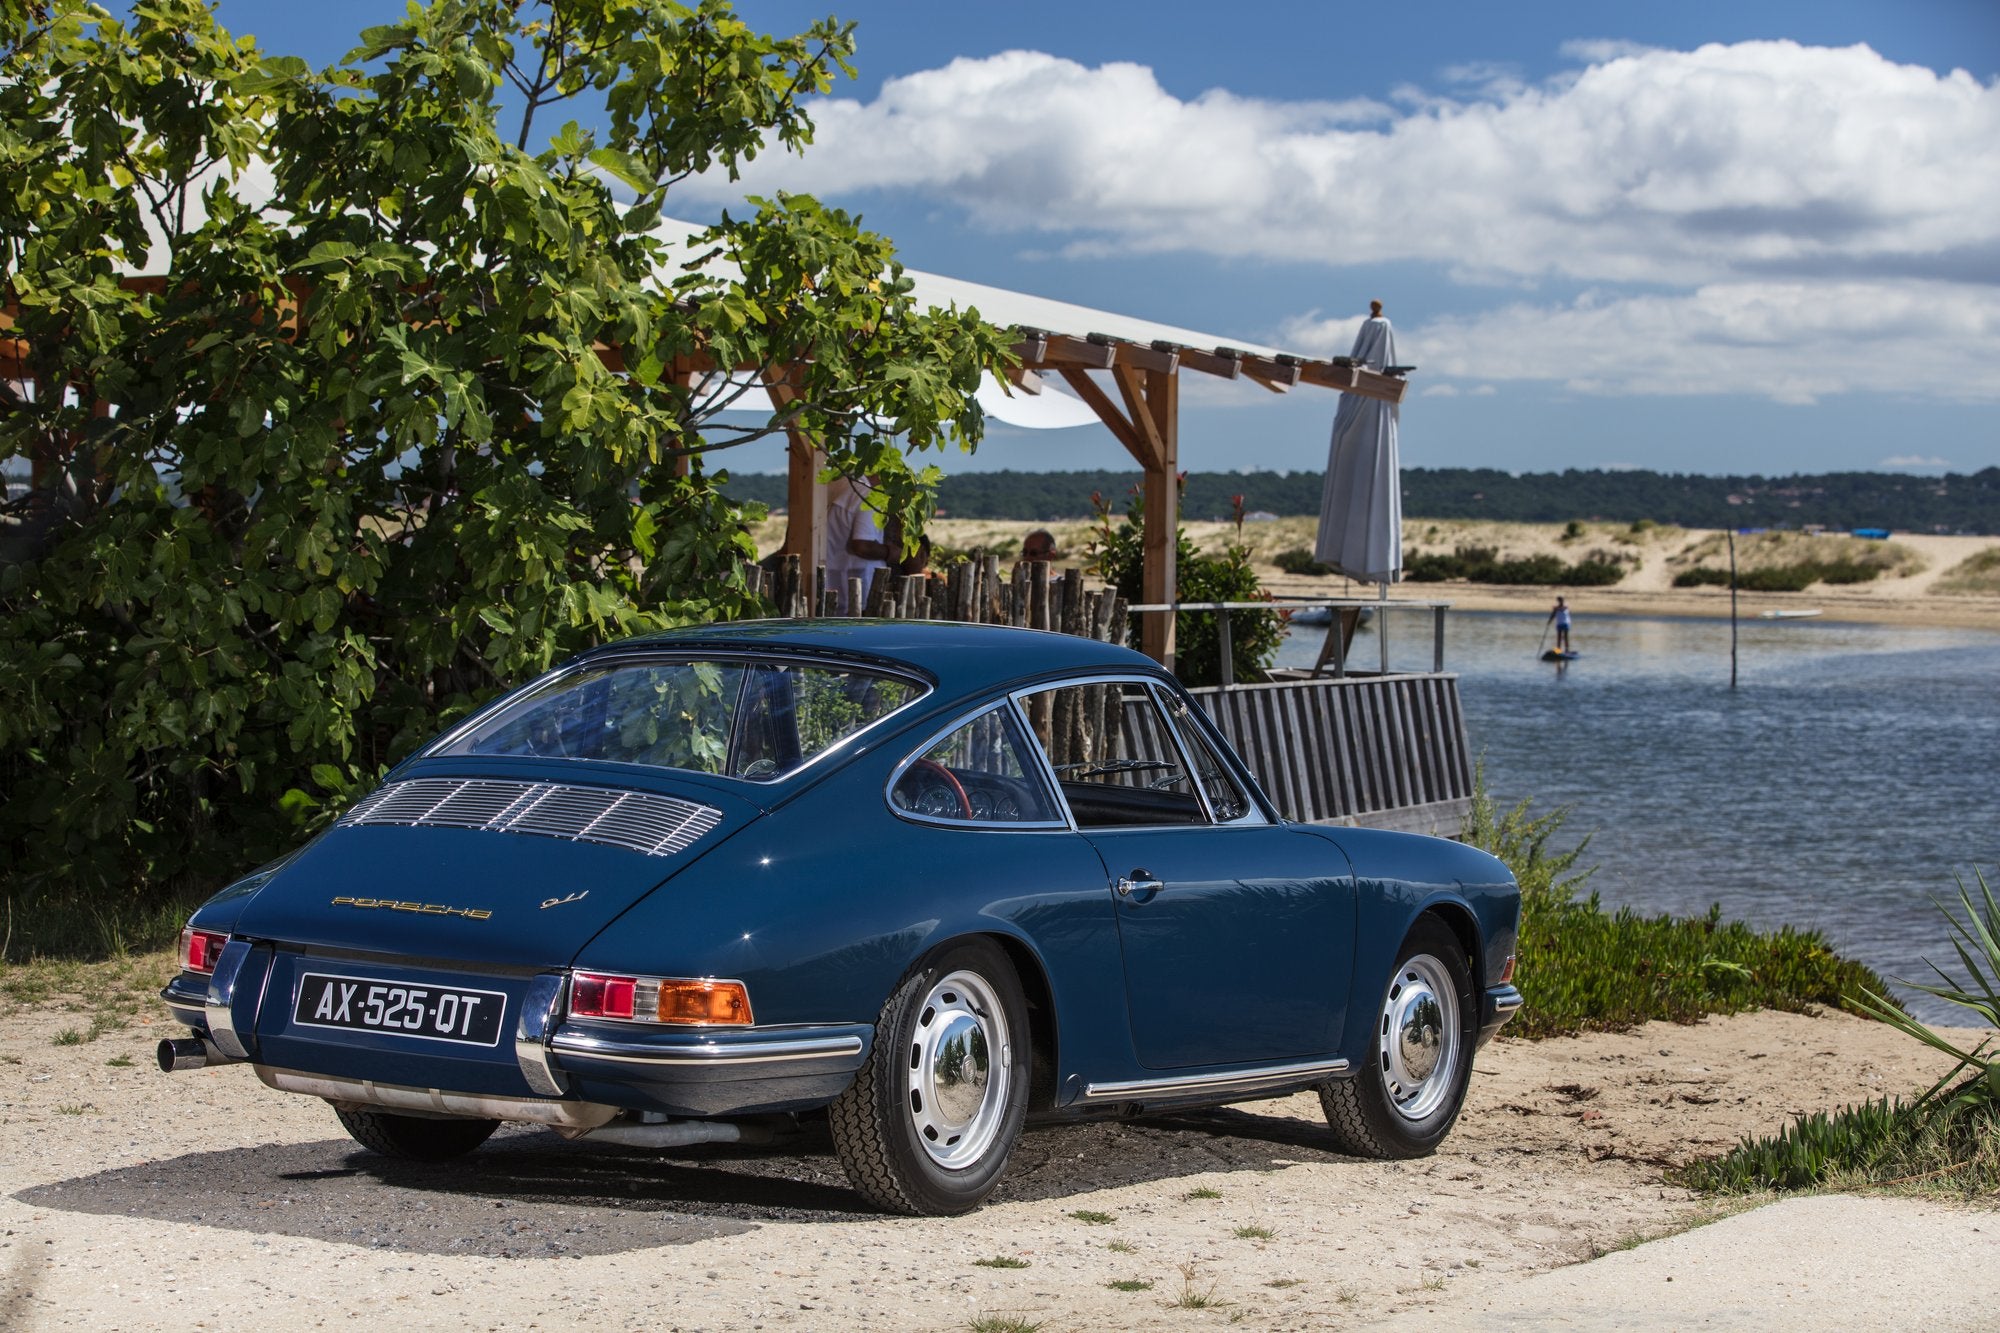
[158,1038,208,1072]
[157,1035,240,1072]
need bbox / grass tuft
[1171,1261,1227,1310]
[1105,1279,1153,1292]
[972,1256,1030,1270]
[966,1317,1043,1333]
[1232,1224,1276,1240]
[1069,1209,1115,1226]
[1183,1186,1221,1201]
[1103,1239,1136,1254]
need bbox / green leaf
[586,148,656,194]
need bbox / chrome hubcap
[906,970,1012,1168]
[1377,953,1460,1122]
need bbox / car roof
[580,619,1161,695]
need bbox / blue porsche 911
[161,620,1521,1215]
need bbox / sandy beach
[4,978,1995,1330]
[830,517,2000,633]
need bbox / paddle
[1536,618,1552,660]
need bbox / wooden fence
[742,554,1129,642]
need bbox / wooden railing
[1190,672,1473,837]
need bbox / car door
[1017,678,1356,1070]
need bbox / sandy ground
[3,999,1994,1330]
[819,517,2000,633]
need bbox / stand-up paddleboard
[1541,650,1581,661]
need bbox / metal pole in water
[1728,528,1739,690]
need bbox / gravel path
[2,1001,1990,1329]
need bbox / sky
[167,1,2000,479]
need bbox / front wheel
[828,939,1031,1215]
[333,1105,499,1161]
[1320,916,1476,1158]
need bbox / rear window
[440,658,925,782]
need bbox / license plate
[293,971,507,1048]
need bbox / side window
[1016,681,1205,828]
[1162,695,1258,823]
[890,705,1061,826]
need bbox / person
[1021,529,1056,563]
[825,475,888,612]
[1547,596,1572,654]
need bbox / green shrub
[1090,488,1282,688]
[1402,546,1627,588]
[1673,559,1884,591]
[1463,772,1885,1039]
[1274,547,1335,577]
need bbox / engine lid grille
[338,778,723,858]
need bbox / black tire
[828,938,1031,1215]
[333,1105,500,1161]
[1320,916,1476,1158]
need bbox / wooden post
[766,373,826,575]
[1728,528,1739,690]
[1140,367,1179,670]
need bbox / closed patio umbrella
[1313,304,1402,584]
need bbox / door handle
[1115,872,1165,897]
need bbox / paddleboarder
[1546,596,1573,655]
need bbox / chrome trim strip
[1081,1057,1349,1101]
[1487,985,1525,1018]
[549,1030,864,1067]
[204,939,257,1060]
[255,1066,617,1130]
[515,973,569,1096]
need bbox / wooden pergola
[773,320,1409,667]
[4,259,1409,672]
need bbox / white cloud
[684,42,2000,289]
[1399,279,2000,405]
[1879,454,1953,467]
[1421,383,1462,398]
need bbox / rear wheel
[829,939,1030,1215]
[1320,916,1476,1158]
[333,1106,499,1161]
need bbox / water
[1276,609,2000,1023]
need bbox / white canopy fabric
[698,369,1101,430]
[1313,315,1402,584]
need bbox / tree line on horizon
[720,466,2000,536]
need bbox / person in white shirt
[825,475,888,612]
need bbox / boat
[1758,608,1823,620]
[1287,605,1373,628]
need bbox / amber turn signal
[1498,954,1517,984]
[656,979,753,1026]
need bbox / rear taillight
[181,927,229,975]
[571,972,638,1020]
[569,971,752,1026]
[1499,954,1517,985]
